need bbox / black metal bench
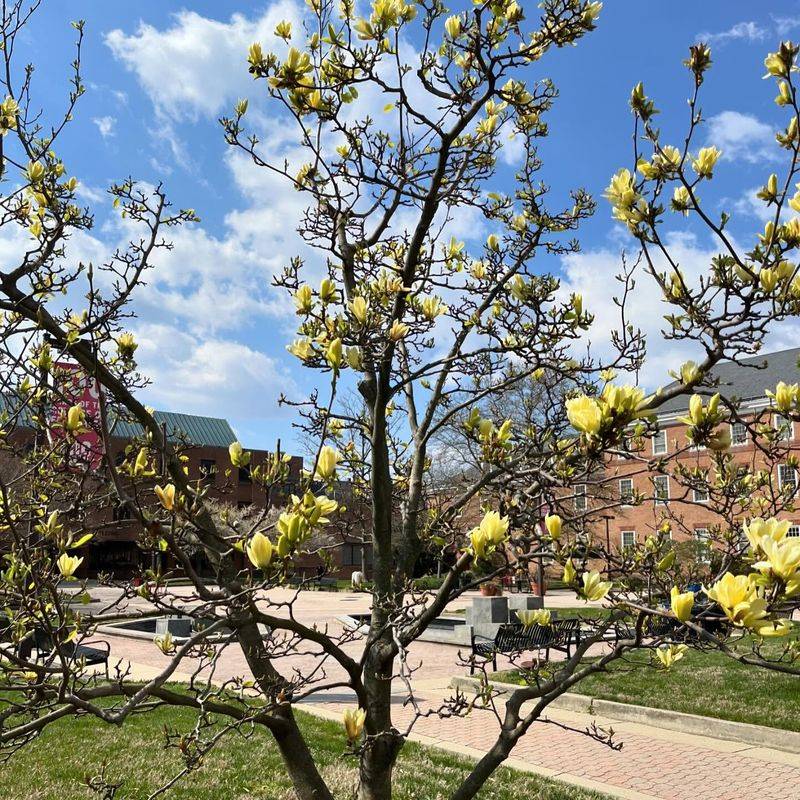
[30,629,110,677]
[470,620,582,673]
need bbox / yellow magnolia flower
[706,572,769,629]
[753,618,792,637]
[154,631,174,654]
[346,346,362,370]
[470,528,489,559]
[274,20,292,40]
[388,320,409,341]
[343,707,366,741]
[349,296,368,324]
[116,332,138,358]
[768,382,798,413]
[478,510,509,544]
[287,338,313,361]
[544,514,562,539]
[325,338,343,370]
[319,278,337,303]
[315,446,339,479]
[517,608,551,628]
[65,404,85,433]
[421,296,446,321]
[444,15,462,38]
[26,161,45,183]
[566,395,602,436]
[670,586,694,623]
[294,284,313,313]
[229,441,251,468]
[654,643,687,670]
[154,484,176,512]
[691,146,722,178]
[754,537,800,581]
[563,558,576,584]
[57,553,83,579]
[581,570,612,602]
[246,532,274,570]
[743,517,791,552]
[486,233,500,251]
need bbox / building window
[621,530,636,549]
[342,543,373,568]
[788,525,800,538]
[778,464,798,494]
[652,429,667,455]
[694,527,711,562]
[199,458,216,484]
[238,465,252,484]
[619,478,634,504]
[693,485,709,502]
[730,422,747,446]
[774,415,793,442]
[653,475,669,504]
[574,484,587,511]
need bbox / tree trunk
[272,709,337,800]
[236,621,334,800]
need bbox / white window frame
[788,525,800,538]
[778,463,798,493]
[694,527,711,563]
[653,475,670,505]
[619,478,634,505]
[574,483,587,512]
[652,429,668,455]
[693,485,709,503]
[774,414,793,442]
[620,530,636,549]
[730,421,748,447]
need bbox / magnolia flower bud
[246,532,274,570]
[154,484,176,512]
[229,441,251,468]
[670,586,695,623]
[544,514,562,539]
[65,404,85,433]
[315,446,339,479]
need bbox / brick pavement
[92,588,800,800]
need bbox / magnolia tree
[2,1,800,798]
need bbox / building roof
[656,347,800,416]
[111,410,238,448]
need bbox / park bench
[316,577,339,591]
[26,628,111,677]
[469,619,582,673]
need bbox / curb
[450,675,800,755]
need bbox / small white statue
[351,570,365,589]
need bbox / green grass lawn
[3,697,610,800]
[494,631,800,732]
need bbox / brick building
[580,347,800,554]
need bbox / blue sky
[16,1,800,452]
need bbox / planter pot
[480,583,502,597]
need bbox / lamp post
[601,514,614,577]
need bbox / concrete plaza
[82,587,800,800]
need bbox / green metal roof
[111,410,237,448]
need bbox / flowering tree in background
[1,1,800,799]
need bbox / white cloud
[697,21,768,46]
[104,3,301,122]
[558,233,722,390]
[132,323,298,419]
[93,116,116,138]
[705,111,776,164]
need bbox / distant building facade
[579,348,800,553]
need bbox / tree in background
[2,2,800,799]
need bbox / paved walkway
[92,588,800,800]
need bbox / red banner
[49,361,104,470]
